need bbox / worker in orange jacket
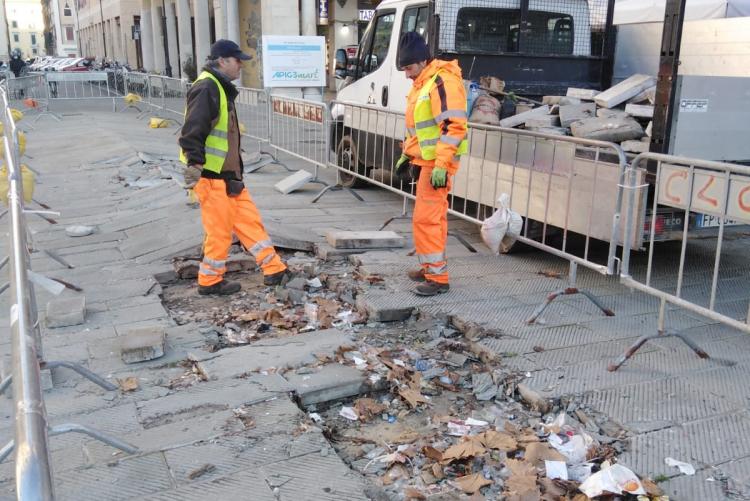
[395,32,468,296]
[179,40,289,296]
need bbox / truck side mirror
[335,49,347,70]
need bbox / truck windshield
[456,7,574,55]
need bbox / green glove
[395,154,412,181]
[430,167,447,188]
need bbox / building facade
[43,0,80,56]
[6,0,46,59]
[70,0,372,89]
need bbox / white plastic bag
[481,194,523,254]
[579,464,646,497]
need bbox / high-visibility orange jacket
[403,59,468,175]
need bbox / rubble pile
[160,251,671,500]
[470,74,657,154]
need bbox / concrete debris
[596,108,630,120]
[646,121,653,137]
[629,85,656,105]
[566,87,599,101]
[625,103,654,118]
[621,139,650,153]
[524,115,560,128]
[326,230,404,250]
[594,74,657,109]
[274,170,314,194]
[120,326,166,363]
[559,103,597,128]
[570,116,645,143]
[65,225,95,237]
[498,105,550,128]
[45,296,86,328]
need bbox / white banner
[262,36,326,88]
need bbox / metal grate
[435,0,612,58]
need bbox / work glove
[430,167,447,188]
[395,154,412,181]
[183,164,202,189]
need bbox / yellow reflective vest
[179,71,229,173]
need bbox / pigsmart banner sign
[262,36,326,88]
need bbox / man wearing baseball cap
[179,40,289,295]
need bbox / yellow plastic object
[0,131,27,158]
[149,118,170,129]
[188,189,198,203]
[239,123,246,134]
[9,109,23,122]
[0,163,35,205]
[124,93,142,105]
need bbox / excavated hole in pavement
[156,249,638,500]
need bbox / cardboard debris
[441,437,487,463]
[478,430,517,451]
[524,441,567,467]
[505,459,541,500]
[117,376,139,392]
[354,398,387,421]
[398,388,429,408]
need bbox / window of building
[65,26,74,41]
[12,33,18,42]
[11,21,17,28]
[64,3,71,16]
[32,48,37,55]
[31,33,37,45]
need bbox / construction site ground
[0,107,748,500]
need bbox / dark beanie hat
[398,32,430,68]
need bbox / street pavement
[0,106,746,500]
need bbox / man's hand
[183,164,202,189]
[430,167,447,188]
[395,154,413,181]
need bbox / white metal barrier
[328,100,633,322]
[610,152,750,370]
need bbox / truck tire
[336,135,368,188]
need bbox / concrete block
[285,363,369,406]
[595,74,657,109]
[120,326,165,363]
[566,87,599,101]
[559,103,596,128]
[621,140,650,153]
[326,230,404,250]
[46,296,86,328]
[266,223,317,252]
[646,121,653,137]
[625,103,654,119]
[274,170,314,195]
[499,105,550,128]
[628,85,656,104]
[570,117,644,143]
[524,115,560,128]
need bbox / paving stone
[274,170,314,194]
[524,115,560,128]
[196,329,353,380]
[120,326,166,363]
[285,363,370,406]
[314,242,365,261]
[499,105,550,128]
[621,139,650,153]
[326,230,404,250]
[46,295,86,328]
[662,470,728,501]
[265,222,317,252]
[595,74,658,108]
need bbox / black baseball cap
[209,39,252,61]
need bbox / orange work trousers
[413,166,450,284]
[193,178,286,286]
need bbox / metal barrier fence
[610,152,750,370]
[0,84,138,499]
[268,94,329,169]
[328,100,633,322]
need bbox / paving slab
[45,295,86,328]
[595,74,658,108]
[120,326,166,364]
[285,363,369,406]
[326,230,404,249]
[499,105,550,128]
[275,170,314,194]
[196,329,354,380]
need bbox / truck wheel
[336,135,367,188]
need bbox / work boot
[198,280,241,296]
[407,268,426,282]
[263,269,291,286]
[414,281,450,296]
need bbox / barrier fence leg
[526,262,615,325]
[311,169,364,204]
[608,297,710,372]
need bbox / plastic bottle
[467,81,480,115]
